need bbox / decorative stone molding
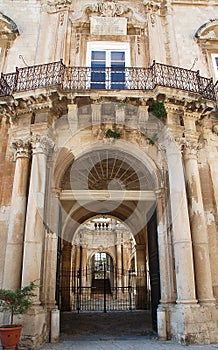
[143,0,161,26]
[0,12,19,40]
[212,124,218,135]
[12,139,31,159]
[144,0,161,14]
[90,0,128,17]
[175,137,203,155]
[69,1,147,26]
[47,0,72,10]
[31,134,55,155]
[195,19,218,43]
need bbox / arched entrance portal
[56,147,161,331]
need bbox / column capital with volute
[12,138,31,159]
[31,134,55,155]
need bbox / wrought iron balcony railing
[0,60,217,101]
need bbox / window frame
[211,53,218,81]
[86,42,130,89]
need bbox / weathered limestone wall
[168,304,218,345]
[171,4,217,74]
[1,0,41,71]
[0,0,217,79]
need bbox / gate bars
[59,266,151,313]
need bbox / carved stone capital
[175,137,203,157]
[31,134,55,155]
[12,139,31,159]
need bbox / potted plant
[0,282,37,350]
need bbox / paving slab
[40,338,218,350]
[39,312,218,350]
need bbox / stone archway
[54,144,162,332]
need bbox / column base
[198,298,216,304]
[176,299,198,304]
[165,303,218,345]
[14,306,49,349]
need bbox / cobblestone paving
[40,311,218,350]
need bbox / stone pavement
[39,311,218,350]
[40,337,218,350]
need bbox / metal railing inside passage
[0,60,216,101]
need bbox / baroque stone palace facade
[0,0,218,348]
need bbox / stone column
[21,134,54,301]
[75,245,81,273]
[68,104,78,133]
[41,230,58,308]
[135,244,147,308]
[41,150,60,307]
[156,189,176,304]
[91,102,101,126]
[183,141,215,303]
[3,139,30,290]
[81,246,87,286]
[164,137,197,304]
[207,152,218,212]
[61,241,72,310]
[91,102,102,138]
[116,234,122,288]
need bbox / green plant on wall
[105,129,121,141]
[148,133,159,145]
[151,101,167,120]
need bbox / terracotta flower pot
[0,325,23,349]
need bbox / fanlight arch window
[0,12,19,72]
[195,20,218,82]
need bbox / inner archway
[56,145,161,336]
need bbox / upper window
[195,20,218,82]
[211,54,218,81]
[87,42,130,89]
[0,12,19,72]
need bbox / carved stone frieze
[90,0,128,17]
[45,0,72,13]
[47,0,72,8]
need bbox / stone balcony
[0,60,217,101]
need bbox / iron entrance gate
[59,265,151,312]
